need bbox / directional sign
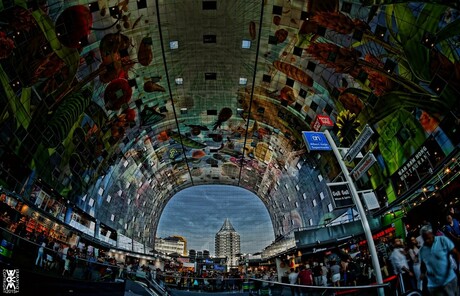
[302,131,332,152]
[328,183,354,209]
[343,124,374,162]
[350,152,377,180]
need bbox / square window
[242,40,251,49]
[317,26,326,36]
[299,88,307,98]
[137,0,147,9]
[324,104,333,115]
[268,35,278,45]
[203,1,217,10]
[310,101,318,111]
[327,51,337,62]
[262,74,271,83]
[128,78,137,88]
[82,194,87,201]
[286,78,294,87]
[106,195,112,203]
[307,61,317,72]
[175,77,183,85]
[352,29,364,41]
[309,218,313,226]
[272,5,283,15]
[111,214,115,221]
[205,72,217,80]
[303,193,307,200]
[295,202,299,208]
[88,2,100,12]
[296,185,300,191]
[88,198,94,207]
[169,40,179,49]
[374,25,387,40]
[320,192,325,200]
[239,77,247,85]
[318,174,323,182]
[98,187,104,195]
[312,199,317,207]
[328,203,334,212]
[341,2,352,13]
[203,35,216,43]
[293,46,303,56]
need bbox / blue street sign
[302,131,332,152]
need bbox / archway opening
[157,185,275,256]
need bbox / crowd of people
[388,211,460,296]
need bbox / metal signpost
[323,129,384,296]
[343,124,374,162]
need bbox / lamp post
[324,130,384,296]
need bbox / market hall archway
[156,185,276,255]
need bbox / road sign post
[324,130,384,296]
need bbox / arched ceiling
[1,0,459,246]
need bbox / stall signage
[302,131,331,152]
[358,227,395,245]
[328,183,354,209]
[394,145,431,182]
[343,125,374,162]
[350,152,376,180]
[311,115,334,132]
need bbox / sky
[156,185,275,256]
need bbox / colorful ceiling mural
[0,0,459,245]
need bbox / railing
[0,227,122,283]
[155,275,399,296]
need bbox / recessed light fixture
[175,77,183,85]
[239,77,247,85]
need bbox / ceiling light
[170,40,179,49]
[445,167,451,174]
[242,40,251,49]
[239,77,247,85]
[175,77,183,85]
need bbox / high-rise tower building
[215,218,241,268]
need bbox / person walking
[320,263,328,286]
[419,225,460,296]
[408,236,422,290]
[298,264,313,295]
[330,261,341,287]
[389,237,415,292]
[288,267,299,296]
[35,241,46,268]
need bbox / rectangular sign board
[362,191,380,210]
[328,183,354,209]
[350,152,377,180]
[302,131,331,152]
[343,124,374,162]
